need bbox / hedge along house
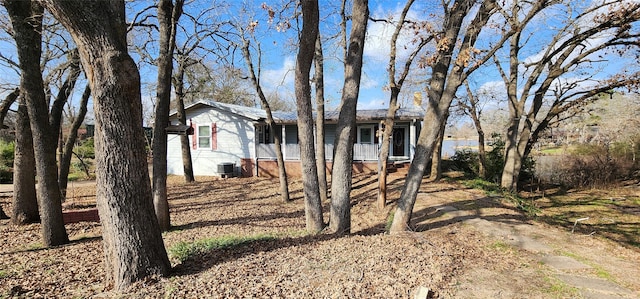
[166,100,425,178]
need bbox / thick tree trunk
[174,66,195,183]
[389,0,494,234]
[153,0,182,232]
[330,0,368,235]
[296,0,324,231]
[429,112,448,181]
[59,84,90,199]
[12,101,39,224]
[314,34,328,204]
[41,0,170,291]
[6,0,68,246]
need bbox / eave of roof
[172,100,425,124]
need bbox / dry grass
[0,172,638,298]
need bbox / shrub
[0,140,14,183]
[449,134,533,185]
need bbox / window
[257,125,271,144]
[192,123,217,150]
[358,126,373,144]
[198,126,211,148]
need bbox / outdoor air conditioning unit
[217,163,235,178]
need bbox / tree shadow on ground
[170,209,305,232]
[410,195,530,232]
[530,191,640,249]
[171,233,341,277]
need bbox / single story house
[166,100,424,178]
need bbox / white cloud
[364,4,429,63]
[261,56,296,94]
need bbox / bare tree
[455,81,490,179]
[12,98,38,224]
[40,0,170,290]
[329,0,368,235]
[232,10,291,203]
[313,34,328,204]
[0,88,39,224]
[152,0,183,232]
[495,1,640,190]
[377,0,431,209]
[390,0,505,233]
[294,0,323,231]
[5,0,68,246]
[58,83,90,197]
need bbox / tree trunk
[296,0,324,231]
[153,0,182,232]
[6,0,68,246]
[59,84,90,199]
[389,0,493,234]
[12,100,39,224]
[500,98,525,191]
[314,34,328,204]
[377,87,400,210]
[377,0,421,210]
[429,112,448,181]
[477,129,487,179]
[0,206,8,220]
[240,36,290,203]
[0,88,19,127]
[330,0,368,235]
[174,65,195,183]
[41,0,170,291]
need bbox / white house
[167,100,425,177]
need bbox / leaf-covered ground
[1,172,639,298]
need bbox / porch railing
[257,143,379,161]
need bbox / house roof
[173,100,268,121]
[173,100,425,124]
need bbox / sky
[1,0,638,127]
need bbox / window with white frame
[198,125,211,148]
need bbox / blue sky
[1,0,638,127]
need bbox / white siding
[167,107,256,176]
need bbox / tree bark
[314,34,328,204]
[173,64,195,183]
[429,112,448,181]
[330,0,369,235]
[59,84,90,199]
[1,88,38,224]
[40,0,170,290]
[390,0,497,233]
[12,100,39,224]
[296,0,324,232]
[0,88,19,127]
[6,0,68,245]
[153,0,183,232]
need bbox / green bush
[450,134,535,185]
[75,138,95,159]
[0,141,14,183]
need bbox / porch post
[281,125,287,160]
[410,119,416,160]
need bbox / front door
[392,127,405,157]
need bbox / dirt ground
[1,172,639,298]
